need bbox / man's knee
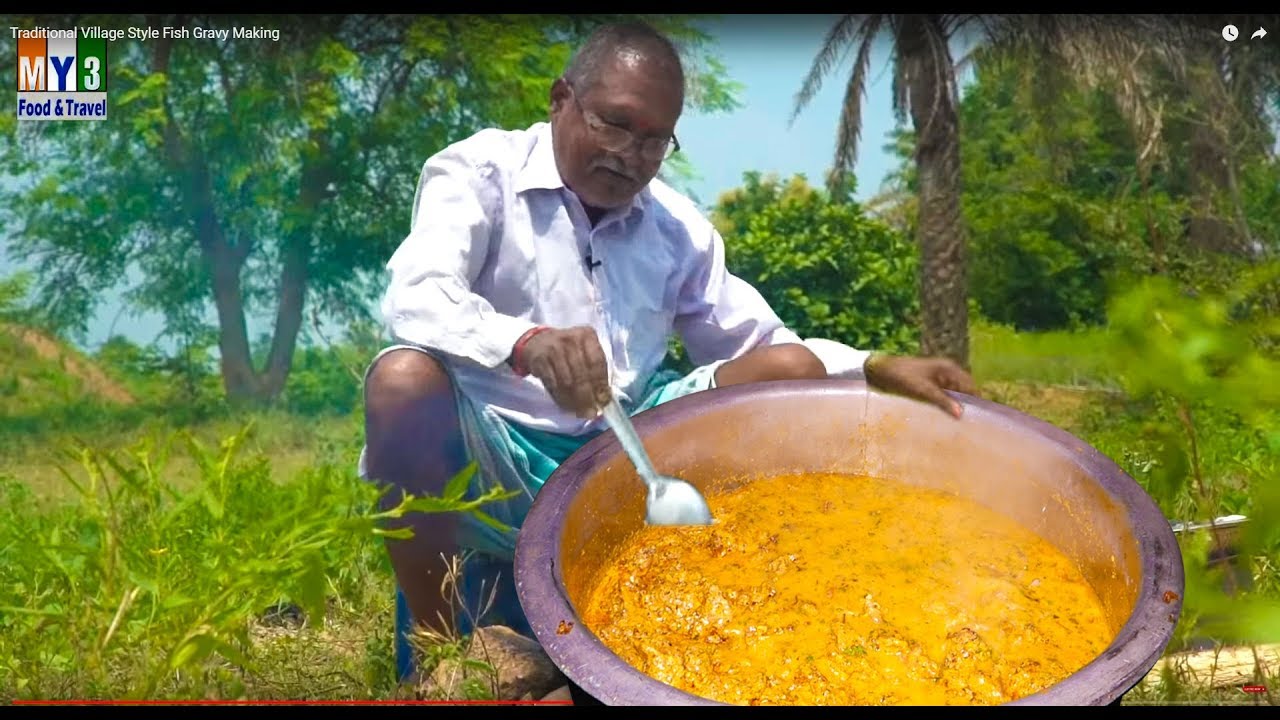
[763,343,827,381]
[364,348,454,418]
[716,342,828,387]
[363,348,465,492]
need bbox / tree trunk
[1185,44,1250,257]
[258,150,330,402]
[208,240,258,401]
[897,15,970,369]
[261,237,309,400]
[154,30,259,402]
[154,31,330,405]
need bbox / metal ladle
[600,396,714,526]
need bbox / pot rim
[513,379,1185,706]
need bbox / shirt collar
[515,122,651,222]
[513,122,565,193]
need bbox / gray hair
[563,21,685,101]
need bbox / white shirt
[380,121,869,436]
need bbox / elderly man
[359,21,976,681]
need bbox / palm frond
[791,15,859,124]
[830,16,886,189]
[939,13,988,42]
[952,46,978,79]
[791,15,881,126]
[945,15,991,91]
[982,14,1184,174]
[891,47,909,124]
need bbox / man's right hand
[517,326,613,418]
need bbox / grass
[0,421,399,700]
[0,411,514,701]
[0,320,516,702]
[971,321,1124,391]
[0,409,360,507]
[0,317,1275,705]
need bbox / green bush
[282,345,365,417]
[1101,266,1280,651]
[712,172,920,355]
[964,189,1169,331]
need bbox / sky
[0,14,905,354]
[676,14,899,209]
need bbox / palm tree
[1167,17,1279,259]
[794,15,1270,368]
[978,15,1179,271]
[793,14,979,368]
[985,15,1279,262]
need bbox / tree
[983,14,1280,265]
[947,50,1183,331]
[0,13,739,403]
[793,15,1280,361]
[869,15,1280,331]
[793,14,974,369]
[1164,22,1279,259]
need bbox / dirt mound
[1,323,135,405]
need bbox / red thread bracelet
[510,325,551,376]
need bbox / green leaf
[461,658,496,674]
[295,555,328,630]
[443,462,478,502]
[1195,596,1280,645]
[213,636,255,672]
[201,487,225,520]
[1241,480,1280,553]
[1147,429,1190,515]
[467,509,514,534]
[161,594,195,610]
[169,632,218,671]
[0,606,62,617]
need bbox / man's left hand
[864,354,978,419]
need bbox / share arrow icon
[1252,27,1267,39]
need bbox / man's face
[550,52,682,211]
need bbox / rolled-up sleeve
[673,226,788,366]
[674,226,871,379]
[380,148,537,369]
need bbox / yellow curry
[581,472,1113,705]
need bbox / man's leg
[363,348,467,638]
[457,552,535,639]
[628,342,828,420]
[713,342,828,388]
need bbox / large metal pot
[513,379,1184,705]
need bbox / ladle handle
[600,397,661,485]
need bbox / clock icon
[1223,24,1239,41]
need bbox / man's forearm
[384,285,539,370]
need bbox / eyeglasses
[568,82,680,163]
